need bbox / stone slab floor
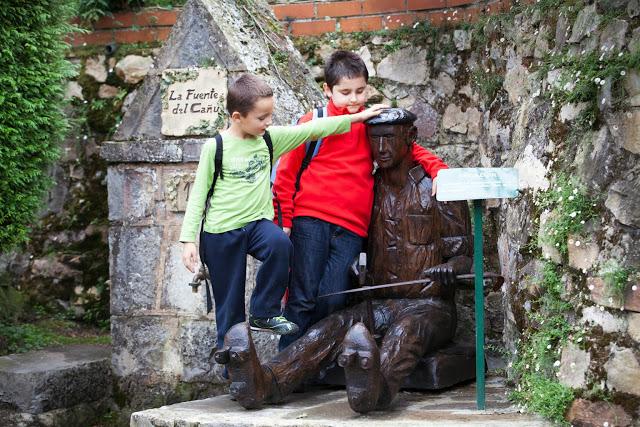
[131,376,550,426]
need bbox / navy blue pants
[279,216,363,350]
[201,219,293,348]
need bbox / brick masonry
[69,0,528,46]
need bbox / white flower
[500,37,505,43]
[575,241,581,246]
[558,196,563,202]
[577,337,583,342]
[633,285,638,291]
[547,344,552,349]
[621,70,626,76]
[594,77,601,84]
[600,80,606,86]
[618,52,623,57]
[600,306,605,311]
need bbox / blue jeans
[200,219,293,348]
[279,216,363,350]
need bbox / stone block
[161,242,207,315]
[442,104,467,134]
[567,235,599,272]
[599,19,628,53]
[453,29,471,51]
[0,345,111,414]
[115,55,154,84]
[559,102,589,123]
[376,46,429,85]
[102,140,184,163]
[581,305,627,333]
[605,175,640,227]
[84,55,107,83]
[107,167,158,223]
[558,342,590,389]
[588,276,640,312]
[605,346,640,396]
[111,315,182,378]
[410,101,439,140]
[179,319,219,383]
[503,64,530,105]
[566,398,633,427]
[110,226,162,315]
[111,315,222,385]
[568,4,600,44]
[627,312,640,342]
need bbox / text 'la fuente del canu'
[168,88,222,114]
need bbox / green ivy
[0,1,77,252]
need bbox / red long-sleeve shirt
[273,99,448,237]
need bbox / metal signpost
[436,168,519,410]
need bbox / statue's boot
[214,322,271,409]
[338,322,382,413]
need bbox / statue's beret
[365,107,417,125]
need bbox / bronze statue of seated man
[215,108,473,413]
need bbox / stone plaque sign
[165,172,195,212]
[161,67,227,136]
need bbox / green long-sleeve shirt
[179,115,351,242]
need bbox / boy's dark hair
[324,50,369,89]
[227,74,273,116]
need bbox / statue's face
[367,124,412,169]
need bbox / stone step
[131,376,551,426]
[0,344,112,414]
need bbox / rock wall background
[293,0,640,423]
[1,0,639,424]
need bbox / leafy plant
[599,259,633,303]
[0,0,77,252]
[511,263,575,425]
[471,69,504,103]
[537,175,597,256]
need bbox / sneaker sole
[249,325,299,335]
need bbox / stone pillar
[101,0,322,409]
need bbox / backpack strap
[199,133,223,314]
[202,133,223,223]
[294,106,326,195]
[263,130,274,177]
[262,130,283,228]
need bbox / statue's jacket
[367,164,472,304]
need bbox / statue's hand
[425,263,456,286]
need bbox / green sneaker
[249,316,299,335]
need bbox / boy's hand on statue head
[182,242,199,273]
[351,104,388,123]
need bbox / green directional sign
[436,168,519,411]
[436,168,519,202]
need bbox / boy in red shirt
[274,51,448,349]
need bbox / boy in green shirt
[179,74,384,348]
